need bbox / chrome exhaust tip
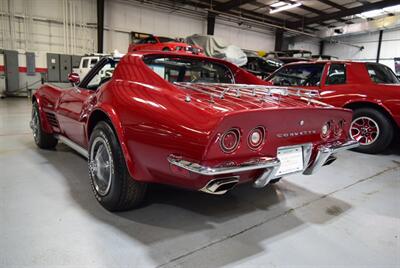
[200,177,239,195]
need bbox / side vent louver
[45,112,59,128]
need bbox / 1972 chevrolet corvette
[31,51,358,211]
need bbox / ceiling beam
[290,0,400,26]
[281,10,331,27]
[243,1,322,29]
[214,0,256,12]
[317,0,347,11]
[298,3,347,22]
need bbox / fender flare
[32,93,54,134]
[86,105,137,179]
[342,99,395,120]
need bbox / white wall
[323,27,400,71]
[288,27,400,72]
[0,0,97,55]
[103,0,275,53]
[1,0,276,62]
[103,0,205,53]
[287,36,320,55]
[214,21,275,51]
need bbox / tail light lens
[334,119,345,137]
[248,127,265,150]
[321,121,332,138]
[220,128,240,153]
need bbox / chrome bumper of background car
[303,140,359,175]
[167,139,359,195]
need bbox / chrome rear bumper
[167,139,359,194]
[303,139,359,175]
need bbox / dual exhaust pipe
[200,177,239,195]
[199,154,337,195]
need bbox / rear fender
[88,105,136,179]
[343,99,397,126]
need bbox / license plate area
[276,146,304,176]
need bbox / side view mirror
[68,72,80,85]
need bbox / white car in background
[73,54,109,79]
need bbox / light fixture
[356,9,385,19]
[270,2,302,14]
[383,4,400,13]
[270,1,286,8]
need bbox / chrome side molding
[55,135,89,159]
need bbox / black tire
[31,101,58,149]
[89,121,147,211]
[350,108,394,154]
[269,177,282,184]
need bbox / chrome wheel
[89,136,113,196]
[350,116,380,146]
[30,106,39,143]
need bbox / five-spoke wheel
[350,116,380,146]
[350,108,393,154]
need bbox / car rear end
[167,84,358,194]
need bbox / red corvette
[128,35,203,55]
[266,61,400,154]
[31,52,358,211]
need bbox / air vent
[45,112,59,128]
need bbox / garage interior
[1,0,399,267]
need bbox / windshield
[143,56,234,83]
[366,63,399,84]
[269,63,325,86]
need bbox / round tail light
[321,121,332,138]
[220,128,240,153]
[248,127,265,150]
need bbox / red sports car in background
[31,52,358,211]
[267,61,400,154]
[128,35,203,55]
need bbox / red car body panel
[33,52,355,191]
[128,36,203,55]
[266,61,400,129]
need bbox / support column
[207,12,216,35]
[376,30,383,63]
[274,29,284,51]
[319,40,325,55]
[97,0,104,53]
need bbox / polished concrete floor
[1,98,399,268]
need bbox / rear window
[158,37,176,43]
[366,63,399,84]
[143,56,234,84]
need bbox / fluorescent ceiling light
[356,4,400,19]
[356,9,384,18]
[270,1,286,8]
[383,4,400,13]
[270,2,302,14]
